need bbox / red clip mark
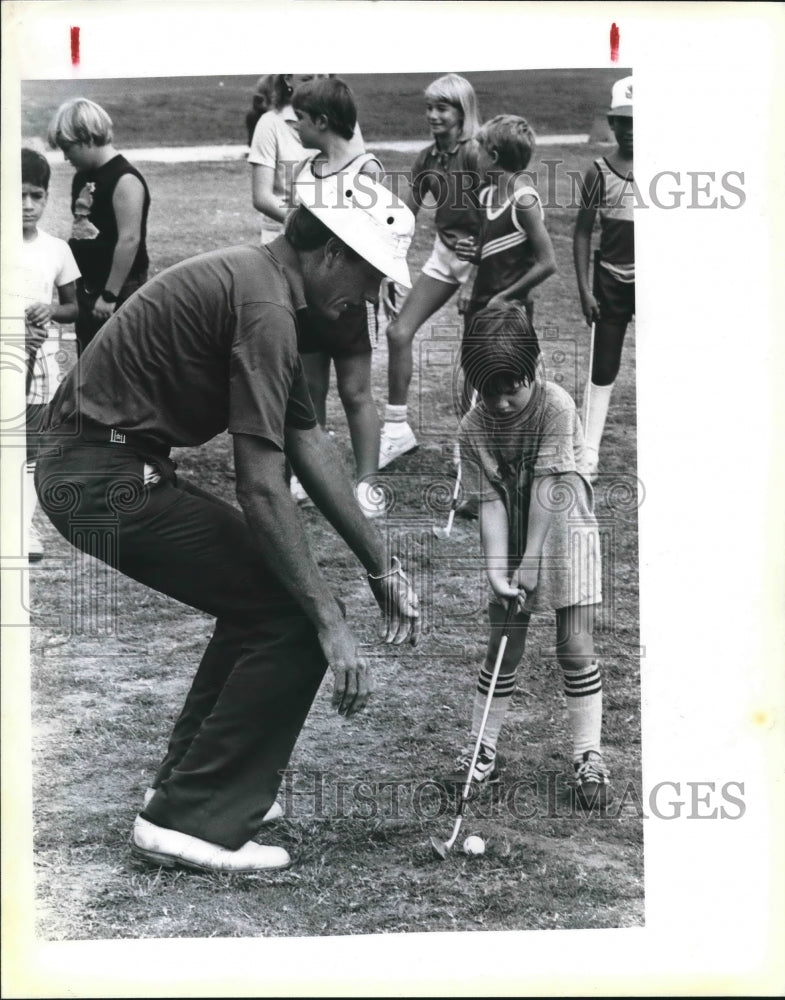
[610,23,620,63]
[70,26,80,66]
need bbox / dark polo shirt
[410,137,486,250]
[44,238,317,452]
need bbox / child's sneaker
[290,474,311,505]
[441,742,503,788]
[378,424,418,469]
[583,451,600,484]
[572,750,610,810]
[455,497,479,520]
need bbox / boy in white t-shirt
[18,148,80,560]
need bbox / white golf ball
[463,835,485,856]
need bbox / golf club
[583,249,601,433]
[432,455,462,540]
[432,390,478,541]
[583,318,596,432]
[430,597,519,860]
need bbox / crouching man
[36,176,419,873]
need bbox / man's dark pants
[36,438,329,850]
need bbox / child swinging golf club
[440,304,610,811]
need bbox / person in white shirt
[16,148,80,560]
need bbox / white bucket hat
[609,76,633,117]
[296,172,415,287]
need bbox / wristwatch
[100,289,119,303]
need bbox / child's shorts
[596,265,635,325]
[422,236,474,287]
[297,302,372,359]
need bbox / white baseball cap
[296,172,415,287]
[609,76,633,117]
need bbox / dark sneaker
[441,742,503,788]
[573,750,610,810]
[455,497,479,520]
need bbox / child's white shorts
[422,235,474,287]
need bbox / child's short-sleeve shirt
[459,371,602,612]
[248,107,315,238]
[13,229,80,405]
[409,138,485,250]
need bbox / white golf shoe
[142,787,283,824]
[378,424,418,469]
[131,816,291,872]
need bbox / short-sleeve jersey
[581,157,635,282]
[11,229,81,405]
[44,239,317,451]
[409,138,485,250]
[248,107,315,237]
[470,182,544,312]
[69,153,150,290]
[459,372,601,612]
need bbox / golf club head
[430,836,449,860]
[432,506,457,540]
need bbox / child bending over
[445,304,610,810]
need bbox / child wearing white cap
[573,75,635,480]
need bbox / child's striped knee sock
[563,660,603,763]
[469,665,517,752]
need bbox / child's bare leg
[555,604,609,804]
[385,275,456,406]
[444,601,529,784]
[334,352,379,481]
[380,276,457,469]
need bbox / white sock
[469,666,517,752]
[563,661,603,762]
[582,381,614,457]
[383,404,408,433]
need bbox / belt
[46,419,171,460]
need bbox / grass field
[22,70,642,940]
[21,68,631,147]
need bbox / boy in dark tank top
[49,97,151,355]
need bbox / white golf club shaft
[440,389,479,538]
[433,598,518,856]
[458,600,517,806]
[584,319,596,430]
